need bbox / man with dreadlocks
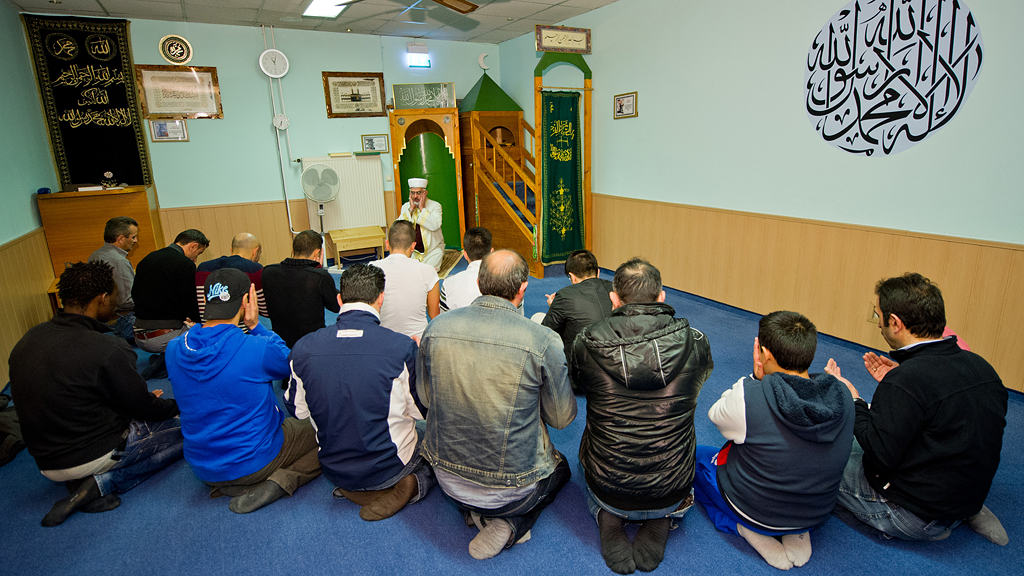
[8,261,183,527]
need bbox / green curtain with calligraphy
[23,15,151,189]
[540,91,584,263]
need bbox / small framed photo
[361,134,389,153]
[613,92,637,119]
[149,119,189,142]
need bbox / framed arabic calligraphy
[135,65,223,119]
[392,82,457,110]
[322,72,386,118]
[23,14,152,189]
[535,25,591,54]
[613,92,637,119]
[804,0,984,156]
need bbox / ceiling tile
[466,28,524,44]
[15,0,104,11]
[529,4,588,23]
[374,20,441,38]
[317,17,390,33]
[183,0,263,8]
[255,10,323,28]
[468,1,547,19]
[497,19,536,33]
[183,5,258,22]
[102,1,184,20]
[561,0,619,8]
[338,2,406,20]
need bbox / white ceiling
[6,0,619,44]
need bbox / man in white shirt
[371,220,440,339]
[440,227,492,312]
[397,178,445,270]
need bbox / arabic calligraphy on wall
[805,0,984,156]
[24,15,151,188]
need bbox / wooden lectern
[36,185,164,277]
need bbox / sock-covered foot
[966,505,1009,546]
[42,477,102,527]
[781,532,812,567]
[468,517,513,560]
[81,494,121,514]
[598,510,636,574]
[360,475,418,521]
[632,518,671,573]
[335,487,381,506]
[141,354,167,380]
[228,481,287,514]
[738,525,793,570]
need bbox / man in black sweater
[540,250,613,387]
[262,229,340,349]
[826,273,1009,545]
[131,229,209,357]
[9,261,183,527]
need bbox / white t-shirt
[441,260,482,311]
[370,253,439,338]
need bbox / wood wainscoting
[0,228,56,384]
[592,194,1024,392]
[159,200,311,266]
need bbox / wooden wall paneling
[0,229,55,384]
[992,251,1024,392]
[932,241,981,341]
[961,247,1014,362]
[824,227,894,349]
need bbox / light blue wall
[128,20,499,208]
[499,0,1024,245]
[0,3,59,244]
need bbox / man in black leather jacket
[569,258,713,574]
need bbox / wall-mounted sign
[159,34,193,65]
[535,25,591,54]
[393,82,456,109]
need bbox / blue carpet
[2,266,1020,575]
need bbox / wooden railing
[469,118,540,242]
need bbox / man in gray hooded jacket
[570,258,713,575]
[693,311,854,570]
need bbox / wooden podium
[36,185,164,277]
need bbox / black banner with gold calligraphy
[540,91,584,263]
[23,15,151,189]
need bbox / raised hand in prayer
[863,352,899,383]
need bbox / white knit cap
[408,178,428,188]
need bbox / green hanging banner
[540,91,584,263]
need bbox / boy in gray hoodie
[693,311,854,570]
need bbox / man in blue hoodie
[693,311,854,570]
[166,268,321,514]
[290,264,435,521]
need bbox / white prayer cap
[408,178,428,189]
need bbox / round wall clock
[159,35,193,65]
[259,49,289,78]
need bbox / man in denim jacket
[418,250,577,561]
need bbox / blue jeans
[94,418,184,497]
[110,312,135,341]
[347,420,436,504]
[836,440,960,541]
[450,450,572,548]
[583,463,692,523]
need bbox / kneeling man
[290,264,435,521]
[571,258,713,574]
[10,261,183,526]
[167,269,321,514]
[826,273,1008,545]
[693,311,853,570]
[419,250,577,560]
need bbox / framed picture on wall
[135,65,223,119]
[322,72,386,118]
[149,119,189,142]
[613,92,637,119]
[361,134,389,153]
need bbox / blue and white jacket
[288,303,423,490]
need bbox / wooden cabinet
[36,185,164,277]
